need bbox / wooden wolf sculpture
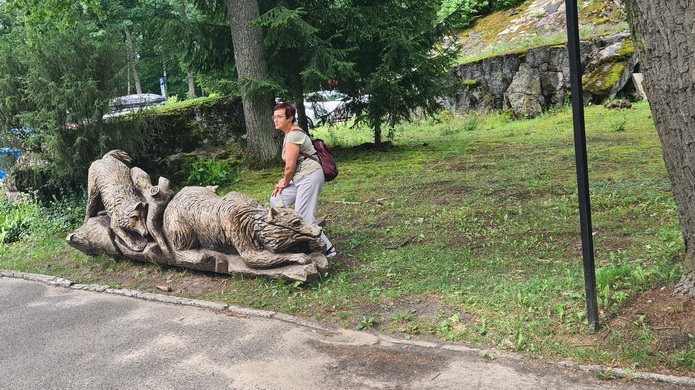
[163,186,325,269]
[85,150,148,251]
[70,150,329,281]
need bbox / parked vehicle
[103,93,166,119]
[0,148,20,182]
[276,90,367,128]
[303,90,349,128]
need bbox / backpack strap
[291,129,319,162]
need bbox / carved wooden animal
[86,150,148,251]
[163,186,324,269]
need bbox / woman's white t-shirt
[282,130,321,181]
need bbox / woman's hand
[272,179,287,197]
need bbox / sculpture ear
[268,207,277,221]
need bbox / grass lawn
[2,101,694,375]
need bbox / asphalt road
[0,275,691,390]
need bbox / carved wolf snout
[260,207,323,251]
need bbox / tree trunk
[180,5,197,100]
[161,62,168,99]
[124,25,143,95]
[226,0,279,162]
[285,52,309,130]
[187,72,196,100]
[626,0,695,295]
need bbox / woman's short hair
[273,102,296,121]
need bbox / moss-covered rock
[583,62,629,95]
[5,95,247,199]
[458,0,627,64]
[451,32,638,117]
[581,36,638,102]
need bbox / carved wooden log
[67,215,325,281]
[172,249,323,282]
[130,167,174,258]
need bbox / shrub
[0,193,39,244]
[6,96,245,200]
[0,190,84,244]
[188,158,242,187]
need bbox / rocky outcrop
[449,32,639,117]
[459,0,625,56]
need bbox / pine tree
[258,0,459,143]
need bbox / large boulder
[504,63,545,118]
[581,33,638,102]
[450,33,638,118]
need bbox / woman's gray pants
[270,168,333,251]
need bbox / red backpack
[293,129,338,182]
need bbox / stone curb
[0,270,332,330]
[551,361,695,387]
[2,270,695,387]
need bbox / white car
[303,91,349,128]
[103,93,166,119]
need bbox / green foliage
[356,316,376,330]
[4,0,206,101]
[35,191,86,235]
[0,17,132,197]
[438,0,490,29]
[0,198,36,244]
[0,150,19,174]
[5,95,245,199]
[16,24,127,126]
[438,0,526,30]
[188,158,242,187]
[0,190,84,244]
[4,0,103,33]
[2,0,464,149]
[149,2,236,99]
[196,70,240,96]
[614,119,627,132]
[666,335,695,371]
[463,114,482,132]
[257,1,460,143]
[0,1,422,175]
[337,1,460,143]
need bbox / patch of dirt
[315,343,447,383]
[619,286,695,345]
[419,180,473,206]
[594,235,634,260]
[484,187,536,201]
[368,296,458,323]
[86,260,233,297]
[597,285,695,375]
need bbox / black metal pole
[565,0,599,330]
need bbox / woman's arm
[273,142,300,196]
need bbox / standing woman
[270,102,336,257]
